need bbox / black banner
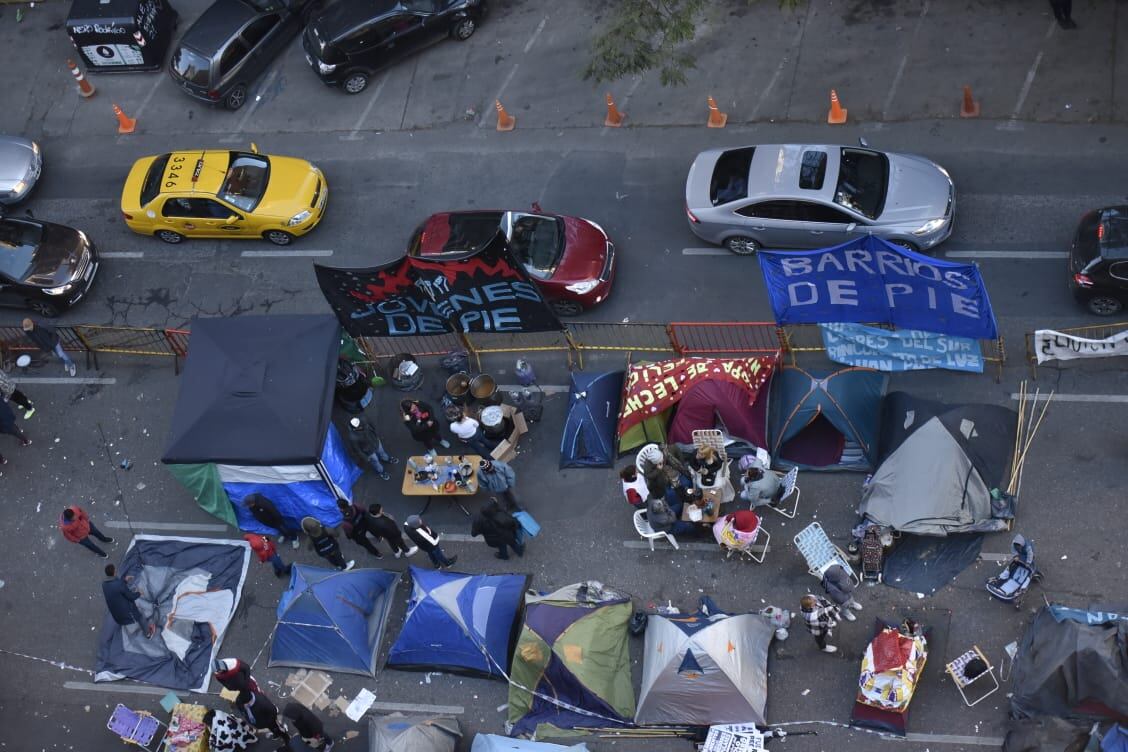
[315,232,563,337]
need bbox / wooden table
[401,455,481,516]
[682,501,721,525]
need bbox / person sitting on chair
[645,491,698,538]
[739,462,782,508]
[619,465,649,509]
[689,445,724,487]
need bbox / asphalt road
[2,1,1127,751]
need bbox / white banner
[1034,328,1128,364]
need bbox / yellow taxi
[120,146,327,246]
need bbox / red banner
[617,356,776,435]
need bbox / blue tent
[387,567,529,679]
[270,565,399,676]
[560,371,624,468]
[768,365,887,471]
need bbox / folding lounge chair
[633,509,680,551]
[107,704,167,751]
[794,522,859,586]
[945,646,1000,706]
[766,466,800,518]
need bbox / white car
[0,135,42,206]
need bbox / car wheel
[343,72,369,95]
[264,230,295,246]
[224,85,247,111]
[724,236,759,256]
[890,239,920,252]
[156,230,185,244]
[1087,294,1123,316]
[27,300,59,318]
[451,17,476,40]
[550,299,584,317]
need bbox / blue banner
[758,236,998,340]
[820,323,984,373]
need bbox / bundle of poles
[1008,381,1053,496]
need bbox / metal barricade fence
[1024,322,1128,379]
[668,322,783,357]
[0,325,190,372]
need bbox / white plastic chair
[767,466,801,518]
[633,509,680,551]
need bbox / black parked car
[0,217,99,317]
[170,0,332,110]
[304,0,487,94]
[1069,207,1128,315]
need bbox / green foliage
[583,0,706,87]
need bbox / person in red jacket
[243,533,292,578]
[59,505,114,557]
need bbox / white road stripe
[523,16,548,54]
[978,553,1011,562]
[12,377,116,385]
[64,681,167,696]
[103,521,229,532]
[342,73,389,141]
[369,701,464,715]
[99,251,145,259]
[495,384,569,394]
[681,247,730,256]
[240,249,334,258]
[945,250,1067,259]
[1009,19,1056,121]
[483,64,520,128]
[750,22,807,121]
[905,732,1005,747]
[223,67,281,140]
[880,0,930,120]
[437,533,478,543]
[623,540,768,553]
[1010,393,1128,404]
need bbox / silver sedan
[685,142,954,255]
[0,135,43,206]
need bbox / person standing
[301,517,354,571]
[213,657,260,694]
[344,416,398,481]
[800,594,840,654]
[367,504,416,558]
[21,318,76,376]
[403,515,457,569]
[400,399,449,451]
[0,367,34,419]
[244,533,293,578]
[244,493,301,549]
[0,399,31,448]
[1049,0,1076,28]
[235,690,289,740]
[102,564,156,638]
[336,499,383,559]
[59,505,114,557]
[282,702,335,752]
[820,564,864,622]
[471,498,524,560]
[477,459,518,510]
[450,411,493,457]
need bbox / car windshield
[171,46,211,86]
[508,214,563,278]
[219,153,270,212]
[0,220,42,280]
[141,154,171,206]
[403,0,442,10]
[710,147,754,205]
[834,148,888,220]
[1100,210,1128,257]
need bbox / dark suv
[170,0,330,110]
[0,217,99,317]
[1069,207,1128,316]
[303,0,487,95]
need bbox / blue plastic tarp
[758,236,999,340]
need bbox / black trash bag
[629,611,648,636]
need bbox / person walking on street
[244,533,293,578]
[400,399,449,451]
[471,498,524,560]
[301,517,354,571]
[450,410,493,457]
[367,504,416,558]
[21,318,76,376]
[235,690,289,740]
[0,367,34,419]
[102,564,156,638]
[244,493,301,549]
[800,594,840,654]
[59,505,114,557]
[403,514,457,569]
[0,399,31,448]
[345,416,398,481]
[282,702,335,752]
[213,657,260,694]
[820,564,864,621]
[1049,0,1076,28]
[336,499,383,559]
[478,459,518,510]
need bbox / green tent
[508,582,635,738]
[617,408,669,455]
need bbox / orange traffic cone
[67,59,95,98]
[706,96,727,128]
[604,93,624,127]
[495,99,515,132]
[827,90,847,124]
[960,85,980,118]
[113,103,137,134]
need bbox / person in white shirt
[450,411,492,456]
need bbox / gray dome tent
[368,714,461,752]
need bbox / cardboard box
[490,405,529,463]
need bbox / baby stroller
[985,534,1042,607]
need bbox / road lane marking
[342,73,388,141]
[240,249,334,258]
[368,701,464,715]
[978,553,1011,562]
[682,247,731,256]
[12,377,116,385]
[104,521,230,532]
[945,250,1067,259]
[65,681,168,696]
[905,733,1005,747]
[602,75,643,136]
[1007,19,1057,123]
[483,64,520,127]
[1011,393,1128,404]
[222,67,281,141]
[623,540,769,553]
[495,384,569,394]
[100,251,145,259]
[881,0,930,119]
[130,73,166,123]
[523,16,548,53]
[750,21,807,120]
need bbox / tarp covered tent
[368,714,461,752]
[162,315,362,532]
[1010,604,1128,721]
[508,582,635,737]
[560,371,624,468]
[636,599,774,726]
[858,392,1016,536]
[270,565,399,676]
[472,735,590,751]
[387,567,529,678]
[95,536,251,692]
[768,366,886,471]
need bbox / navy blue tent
[560,371,624,468]
[269,565,399,676]
[768,366,887,471]
[387,567,529,678]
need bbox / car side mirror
[227,215,242,223]
[846,223,857,231]
[858,137,869,147]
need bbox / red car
[407,206,616,316]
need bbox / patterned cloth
[208,709,257,752]
[801,596,839,636]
